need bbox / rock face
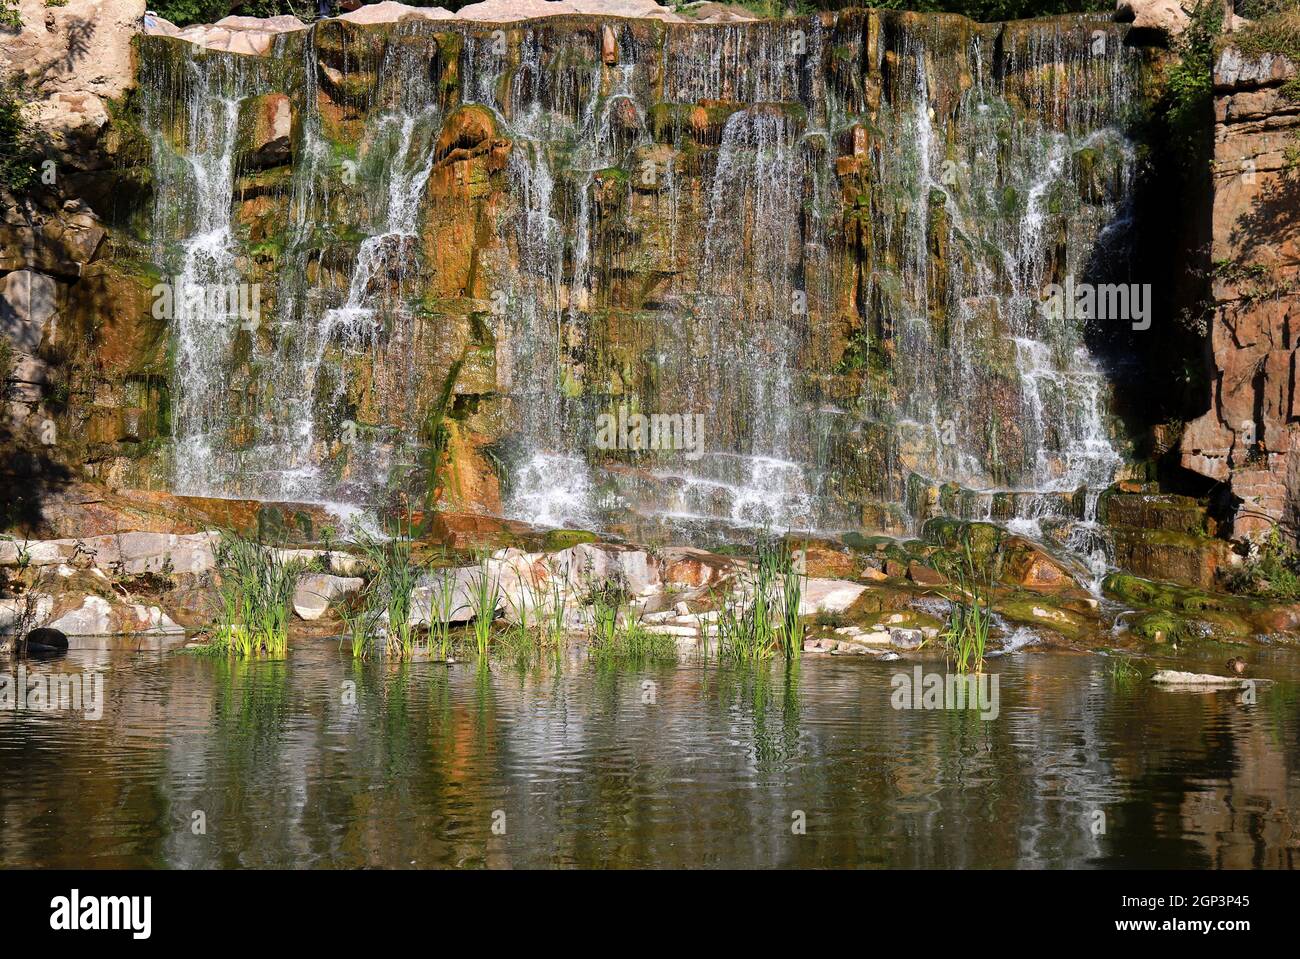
[1,0,145,160]
[1180,47,1300,541]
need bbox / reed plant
[352,531,423,656]
[714,539,805,664]
[467,553,501,659]
[938,541,995,674]
[426,562,458,660]
[212,533,304,657]
[585,581,676,663]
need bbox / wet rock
[1150,670,1250,687]
[889,627,924,649]
[792,540,857,578]
[245,93,293,169]
[661,546,736,588]
[1000,537,1078,592]
[293,573,364,621]
[21,627,68,654]
[907,562,946,587]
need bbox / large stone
[339,2,457,25]
[0,270,60,354]
[553,543,661,597]
[410,565,502,626]
[2,0,146,160]
[1114,0,1189,35]
[798,579,868,616]
[45,594,183,636]
[292,573,364,621]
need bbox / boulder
[410,565,502,626]
[554,543,661,597]
[44,595,183,636]
[1114,0,1190,36]
[339,2,458,24]
[292,573,364,621]
[1151,670,1252,687]
[661,546,735,588]
[798,579,867,616]
[2,0,146,159]
[0,271,60,354]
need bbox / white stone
[798,578,866,616]
[47,595,113,635]
[293,573,364,621]
[1,270,60,354]
[1151,670,1250,686]
[0,594,54,630]
[339,2,457,24]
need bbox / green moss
[543,529,599,551]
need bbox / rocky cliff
[1181,41,1300,542]
[4,1,1290,574]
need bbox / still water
[1,639,1298,868]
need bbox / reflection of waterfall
[140,13,1147,542]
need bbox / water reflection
[0,643,1296,868]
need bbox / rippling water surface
[1,640,1297,868]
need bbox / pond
[1,639,1297,868]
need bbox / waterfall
[138,12,1149,545]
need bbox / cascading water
[138,11,1151,548]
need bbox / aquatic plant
[467,554,501,659]
[426,561,459,660]
[1108,655,1142,683]
[713,539,805,664]
[937,542,995,674]
[211,533,304,657]
[351,530,422,656]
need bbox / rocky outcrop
[142,0,757,57]
[1181,45,1300,541]
[1,0,144,161]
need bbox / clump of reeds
[467,553,501,660]
[937,541,994,674]
[713,538,804,664]
[211,533,304,657]
[585,578,675,662]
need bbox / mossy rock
[543,529,599,551]
[841,531,896,553]
[994,595,1090,638]
[920,517,1003,565]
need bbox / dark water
[1,639,1298,868]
